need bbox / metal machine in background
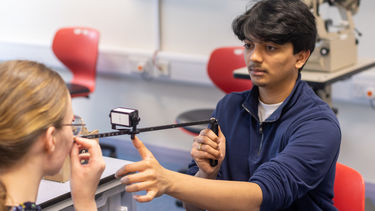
[303,0,361,72]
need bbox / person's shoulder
[289,81,340,125]
[297,82,336,115]
[220,89,250,104]
[214,89,251,116]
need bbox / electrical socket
[154,60,170,77]
[365,87,375,99]
[351,82,375,99]
[129,58,152,75]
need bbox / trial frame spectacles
[61,115,86,136]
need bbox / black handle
[208,118,219,167]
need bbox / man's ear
[295,50,311,69]
[44,126,57,153]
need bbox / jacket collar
[242,73,302,122]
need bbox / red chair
[52,27,100,98]
[207,47,252,93]
[176,46,252,134]
[333,162,365,211]
[53,27,116,157]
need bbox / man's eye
[266,45,277,51]
[243,43,253,49]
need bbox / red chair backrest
[333,162,365,211]
[207,46,252,94]
[52,27,100,93]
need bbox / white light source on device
[110,107,139,128]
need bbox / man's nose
[249,46,263,63]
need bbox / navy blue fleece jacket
[188,75,341,210]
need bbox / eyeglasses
[61,115,86,136]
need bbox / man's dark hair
[232,0,317,55]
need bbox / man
[186,0,341,210]
[116,0,341,210]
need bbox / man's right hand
[190,126,226,179]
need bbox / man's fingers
[134,190,157,202]
[192,138,221,157]
[125,180,155,193]
[191,145,219,160]
[218,125,223,137]
[116,137,157,178]
[119,168,157,185]
[116,160,152,178]
[132,136,154,160]
[193,135,219,150]
[218,126,225,144]
[199,128,210,136]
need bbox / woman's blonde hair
[0,60,69,209]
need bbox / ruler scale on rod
[80,119,214,139]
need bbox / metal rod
[137,119,211,133]
[80,119,213,140]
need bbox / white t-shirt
[258,99,283,122]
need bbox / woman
[0,60,105,211]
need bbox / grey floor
[64,71,375,210]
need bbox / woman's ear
[44,126,57,153]
[295,50,311,69]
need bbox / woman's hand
[115,136,171,202]
[70,137,106,211]
[191,126,226,179]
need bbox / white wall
[0,1,155,49]
[0,0,250,53]
[0,0,373,87]
[0,0,251,84]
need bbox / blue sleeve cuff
[187,160,199,176]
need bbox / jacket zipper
[258,122,264,155]
[242,104,264,155]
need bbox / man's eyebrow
[263,41,281,46]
